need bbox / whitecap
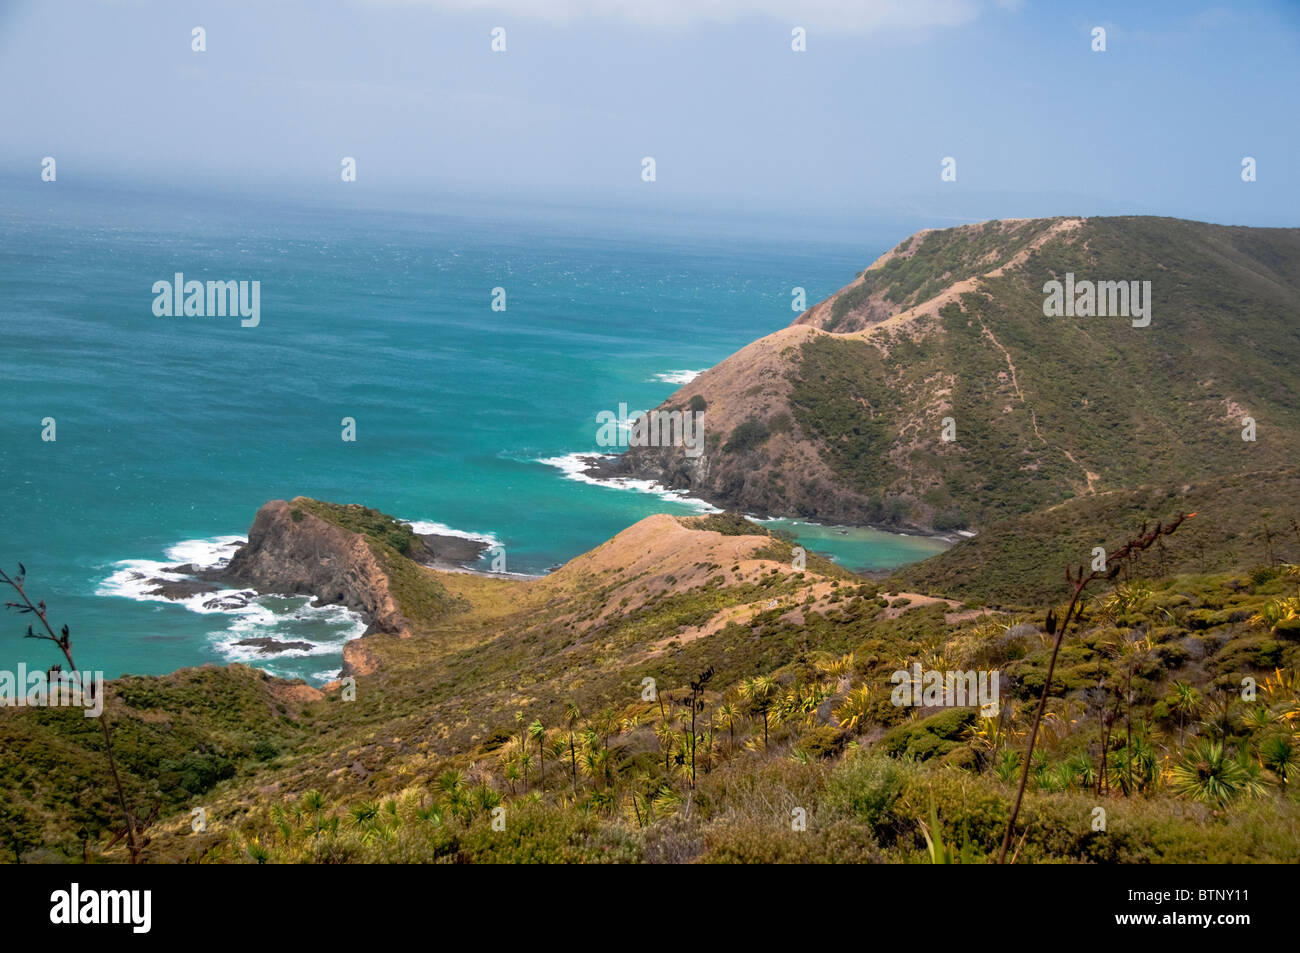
[538,453,720,512]
[95,535,245,604]
[402,520,501,548]
[649,369,706,385]
[163,535,245,568]
[96,534,368,684]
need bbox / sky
[1,0,1298,228]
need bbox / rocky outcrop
[341,639,380,678]
[410,532,491,569]
[222,499,411,636]
[584,323,865,523]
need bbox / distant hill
[603,216,1300,537]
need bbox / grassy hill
[608,216,1300,534]
[895,466,1300,606]
[3,497,1299,864]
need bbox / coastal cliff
[8,218,1300,866]
[220,498,470,677]
[598,217,1300,535]
[223,499,412,636]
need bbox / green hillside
[3,499,1299,864]
[618,216,1300,533]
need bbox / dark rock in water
[235,637,314,655]
[575,453,619,480]
[411,532,490,568]
[163,560,234,586]
[217,500,470,670]
[145,579,220,600]
[202,593,252,610]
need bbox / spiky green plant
[833,685,873,734]
[1257,733,1300,788]
[1170,681,1201,745]
[916,790,975,864]
[715,701,741,755]
[528,719,547,788]
[565,702,581,796]
[994,749,1020,783]
[300,789,327,835]
[1170,739,1266,806]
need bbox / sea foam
[97,534,366,684]
[402,520,501,549]
[649,369,706,385]
[539,453,719,512]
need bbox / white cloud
[375,0,985,33]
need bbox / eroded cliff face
[223,500,410,637]
[587,323,873,524]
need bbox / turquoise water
[0,182,942,682]
[757,520,950,571]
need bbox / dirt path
[979,318,1099,495]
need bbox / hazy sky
[2,0,1298,226]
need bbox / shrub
[823,751,906,837]
[1275,617,1300,640]
[881,708,977,760]
[933,509,969,532]
[157,752,236,796]
[796,725,846,760]
[684,511,766,537]
[723,418,771,454]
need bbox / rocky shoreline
[126,515,491,660]
[573,452,968,546]
[404,531,493,573]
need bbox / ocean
[0,182,946,683]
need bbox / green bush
[156,752,235,796]
[823,751,906,836]
[796,725,846,760]
[723,418,771,454]
[1274,617,1300,640]
[881,708,977,760]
